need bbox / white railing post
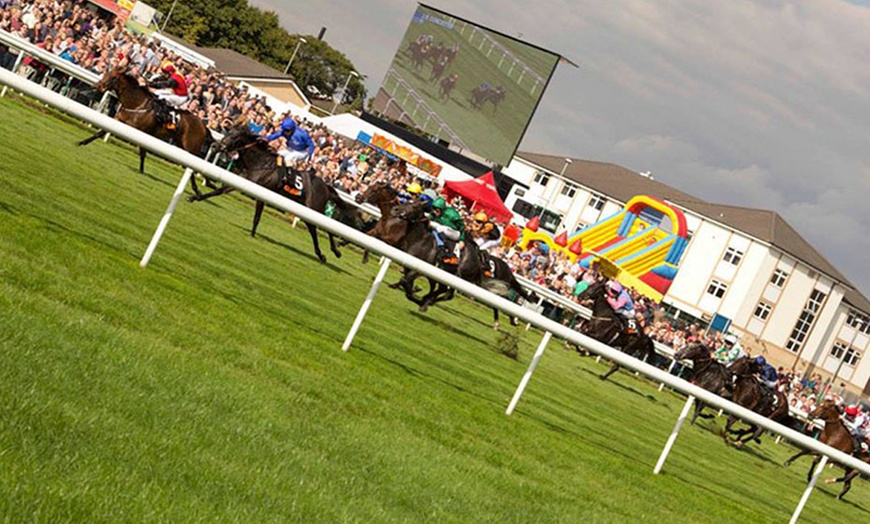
[139,168,193,267]
[342,256,391,352]
[789,455,828,524]
[506,331,552,415]
[654,395,695,474]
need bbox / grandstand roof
[195,47,292,81]
[516,151,855,290]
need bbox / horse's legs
[251,200,265,238]
[306,222,326,263]
[691,402,706,425]
[139,146,147,173]
[361,250,370,264]
[807,456,821,484]
[328,232,342,258]
[831,469,859,499]
[187,184,234,203]
[77,128,106,146]
[600,363,620,381]
[492,308,500,330]
[784,448,811,467]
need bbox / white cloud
[249,0,870,294]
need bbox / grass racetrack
[0,94,868,522]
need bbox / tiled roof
[516,151,854,289]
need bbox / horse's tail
[508,271,533,302]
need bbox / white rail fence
[2,68,868,523]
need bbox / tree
[148,0,366,106]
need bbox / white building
[503,152,870,401]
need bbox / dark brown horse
[785,399,870,499]
[78,67,212,184]
[199,126,348,263]
[722,356,789,446]
[575,279,657,380]
[364,195,528,327]
[674,342,732,425]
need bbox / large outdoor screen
[372,4,560,167]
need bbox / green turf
[380,7,558,165]
[0,94,867,522]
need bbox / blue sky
[252,0,870,297]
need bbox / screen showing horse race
[371,4,560,167]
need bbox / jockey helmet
[474,211,488,222]
[431,197,447,211]
[406,182,423,195]
[280,117,296,132]
[607,281,622,294]
[161,61,175,73]
[724,334,737,345]
[422,189,438,200]
[845,405,859,417]
[754,355,766,366]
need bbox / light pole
[826,320,862,394]
[331,70,358,114]
[160,0,178,33]
[283,37,307,75]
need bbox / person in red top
[148,61,188,109]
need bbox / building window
[533,171,550,186]
[560,182,578,198]
[846,310,870,334]
[753,302,772,322]
[706,280,728,299]
[785,289,827,352]
[723,247,744,266]
[831,342,862,367]
[770,269,788,288]
[588,194,606,211]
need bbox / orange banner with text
[370,134,442,177]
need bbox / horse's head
[809,399,841,422]
[675,341,710,362]
[94,65,126,93]
[393,199,428,222]
[356,180,396,206]
[216,125,258,155]
[729,356,755,376]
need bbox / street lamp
[331,70,359,114]
[542,158,572,230]
[160,0,178,33]
[283,37,307,76]
[559,157,573,176]
[826,320,862,394]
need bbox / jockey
[754,356,778,389]
[264,116,298,148]
[148,61,188,109]
[398,182,423,204]
[281,126,315,165]
[605,281,635,320]
[842,405,869,454]
[714,334,745,366]
[471,211,501,252]
[429,197,465,250]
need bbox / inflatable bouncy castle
[516,195,689,301]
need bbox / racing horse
[575,279,657,380]
[375,197,528,328]
[784,399,870,499]
[194,125,349,263]
[722,356,790,446]
[77,66,212,182]
[439,73,459,101]
[469,85,506,111]
[673,342,732,425]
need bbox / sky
[250,0,870,295]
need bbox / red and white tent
[443,171,513,223]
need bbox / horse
[576,280,657,380]
[78,66,212,183]
[375,198,528,328]
[439,73,458,101]
[785,399,870,499]
[196,125,348,263]
[722,356,789,446]
[673,342,732,425]
[429,55,449,82]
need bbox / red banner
[370,134,442,177]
